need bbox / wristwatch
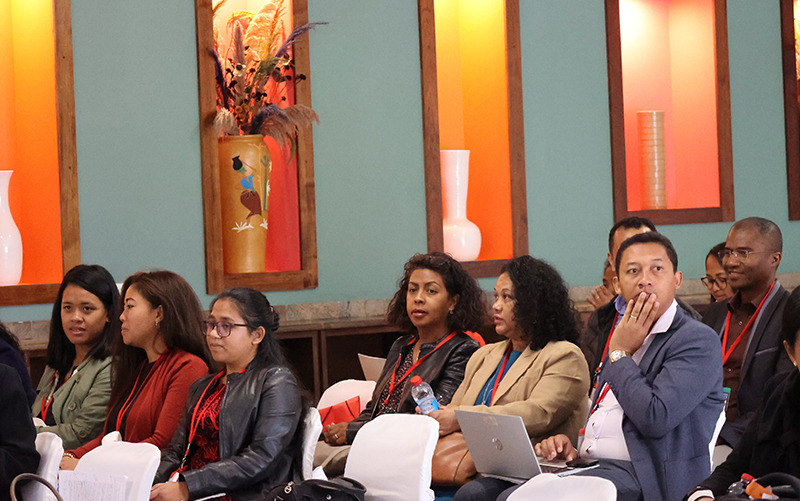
[609,350,630,363]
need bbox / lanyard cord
[41,367,77,421]
[589,383,612,416]
[488,342,514,406]
[593,312,620,387]
[115,353,167,433]
[383,332,457,405]
[721,281,775,365]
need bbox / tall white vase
[440,150,481,262]
[0,170,22,286]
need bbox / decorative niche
[194,0,318,293]
[780,0,800,220]
[417,0,528,278]
[0,0,80,306]
[605,0,735,225]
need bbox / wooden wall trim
[780,0,800,220]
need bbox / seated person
[587,260,616,310]
[316,252,487,476]
[60,270,211,469]
[0,363,39,501]
[702,217,792,453]
[152,288,304,501]
[685,285,800,501]
[701,243,734,304]
[31,264,118,450]
[429,255,590,501]
[0,322,35,406]
[525,232,723,501]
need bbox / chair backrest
[20,432,63,501]
[301,407,323,480]
[506,473,617,501]
[317,379,376,413]
[344,414,439,501]
[74,441,160,501]
[709,406,727,469]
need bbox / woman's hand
[59,455,78,471]
[322,422,348,446]
[428,406,460,436]
[150,481,190,501]
[534,434,578,461]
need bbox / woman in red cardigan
[60,270,211,469]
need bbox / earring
[449,308,454,315]
[155,321,160,329]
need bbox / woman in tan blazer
[429,256,590,501]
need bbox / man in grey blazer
[702,217,792,453]
[534,232,724,501]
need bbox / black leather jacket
[155,360,303,501]
[345,332,479,443]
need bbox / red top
[69,348,209,458]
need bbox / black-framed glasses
[721,248,767,260]
[204,320,247,338]
[701,276,727,289]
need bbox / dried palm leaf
[244,0,284,71]
[226,10,254,35]
[212,0,229,17]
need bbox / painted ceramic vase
[0,170,22,285]
[440,150,481,262]
[218,135,271,273]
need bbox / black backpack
[264,477,366,501]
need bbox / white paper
[358,353,385,382]
[58,470,127,501]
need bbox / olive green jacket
[31,356,111,450]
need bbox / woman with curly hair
[317,252,488,476]
[429,255,590,501]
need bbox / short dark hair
[48,264,121,379]
[781,286,800,349]
[615,232,678,275]
[387,252,489,334]
[730,217,783,253]
[608,217,656,252]
[500,256,581,351]
[707,242,726,266]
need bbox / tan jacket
[31,356,112,450]
[450,340,589,444]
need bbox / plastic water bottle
[411,376,440,414]
[726,473,754,496]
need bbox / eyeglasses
[721,249,767,260]
[204,320,247,338]
[701,276,727,290]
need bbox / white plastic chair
[74,440,160,501]
[301,407,323,480]
[344,414,439,501]
[20,432,63,501]
[507,472,617,501]
[317,379,376,413]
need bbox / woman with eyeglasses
[60,270,211,470]
[151,288,305,501]
[702,243,734,304]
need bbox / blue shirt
[474,350,522,406]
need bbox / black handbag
[716,473,800,501]
[264,477,366,501]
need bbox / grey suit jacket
[596,307,725,501]
[701,281,792,448]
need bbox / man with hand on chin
[528,232,724,501]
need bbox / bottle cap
[411,376,422,386]
[742,473,754,481]
[723,387,731,395]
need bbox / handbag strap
[756,473,800,500]
[10,473,65,501]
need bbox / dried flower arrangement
[212,0,323,144]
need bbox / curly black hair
[387,252,489,334]
[500,255,581,351]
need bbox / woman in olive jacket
[152,289,305,501]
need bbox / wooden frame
[605,0,735,225]
[195,0,318,293]
[417,0,529,278]
[780,0,800,220]
[0,0,80,306]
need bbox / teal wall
[1,0,796,321]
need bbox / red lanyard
[589,383,611,416]
[593,313,620,387]
[41,368,75,421]
[383,332,457,405]
[115,353,167,432]
[721,282,775,365]
[488,343,514,405]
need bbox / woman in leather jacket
[152,288,305,501]
[317,252,488,476]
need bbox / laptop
[455,410,596,484]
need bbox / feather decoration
[249,103,288,134]
[214,109,240,136]
[210,49,232,104]
[232,21,245,69]
[275,22,328,58]
[226,10,254,35]
[257,104,319,145]
[212,0,229,17]
[244,1,280,71]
